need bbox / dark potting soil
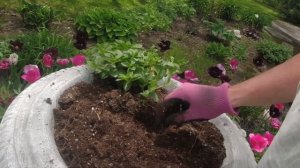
[54,80,226,168]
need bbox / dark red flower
[43,47,58,59]
[220,75,231,83]
[269,104,282,118]
[9,40,23,52]
[158,40,171,52]
[208,66,223,78]
[74,42,87,50]
[75,30,88,43]
[253,56,264,67]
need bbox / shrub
[208,20,235,45]
[218,0,240,21]
[18,30,77,70]
[19,0,54,29]
[87,40,180,100]
[205,42,232,60]
[128,5,172,31]
[240,10,271,30]
[75,8,137,42]
[0,41,11,59]
[188,0,215,18]
[153,0,196,20]
[231,42,248,61]
[256,40,293,64]
[281,0,300,25]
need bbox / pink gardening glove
[163,82,238,124]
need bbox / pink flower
[275,103,285,111]
[42,53,54,68]
[172,74,187,83]
[263,131,274,146]
[184,70,199,82]
[216,64,226,75]
[0,59,10,70]
[270,118,282,129]
[230,58,239,72]
[21,65,41,83]
[70,54,86,66]
[249,133,268,153]
[56,58,70,67]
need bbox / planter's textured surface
[0,66,256,168]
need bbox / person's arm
[229,53,300,108]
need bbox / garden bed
[54,79,226,168]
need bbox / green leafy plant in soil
[75,8,137,42]
[217,0,241,22]
[205,42,232,61]
[18,0,54,29]
[188,0,216,18]
[128,5,172,31]
[152,0,196,20]
[87,40,180,100]
[240,9,272,30]
[208,20,236,45]
[0,41,11,59]
[256,40,293,65]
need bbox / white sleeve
[258,87,300,168]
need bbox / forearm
[229,53,300,108]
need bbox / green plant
[153,0,196,20]
[256,40,293,64]
[75,8,137,42]
[128,5,172,31]
[18,30,77,71]
[87,40,180,100]
[19,0,54,29]
[240,9,272,30]
[231,41,247,61]
[218,0,240,21]
[188,0,215,18]
[208,20,235,45]
[0,41,11,59]
[205,42,231,60]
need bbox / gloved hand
[162,82,238,124]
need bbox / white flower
[255,14,259,18]
[9,53,18,65]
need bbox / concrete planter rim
[0,65,257,168]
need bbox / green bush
[188,0,215,18]
[153,0,196,20]
[75,8,137,42]
[231,42,248,61]
[128,5,172,31]
[256,40,293,64]
[281,0,300,25]
[208,20,235,45]
[87,40,180,100]
[19,0,54,29]
[0,41,11,59]
[240,10,271,30]
[218,0,240,21]
[205,42,232,60]
[18,30,77,70]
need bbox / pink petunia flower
[56,58,70,67]
[184,70,199,82]
[172,74,187,83]
[21,65,41,83]
[70,54,86,66]
[0,59,10,70]
[275,103,285,111]
[263,131,274,146]
[270,118,282,130]
[42,53,54,68]
[216,64,226,75]
[249,133,268,153]
[230,58,239,72]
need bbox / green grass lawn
[237,0,280,19]
[0,0,146,18]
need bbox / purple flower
[216,64,226,75]
[253,56,264,67]
[270,118,282,130]
[230,58,239,72]
[9,40,23,52]
[208,66,223,78]
[0,59,10,70]
[220,75,231,83]
[43,47,58,59]
[158,40,171,52]
[21,65,41,83]
[42,54,54,68]
[56,58,70,67]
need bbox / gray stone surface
[0,66,256,168]
[266,20,300,53]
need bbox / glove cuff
[217,83,239,115]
